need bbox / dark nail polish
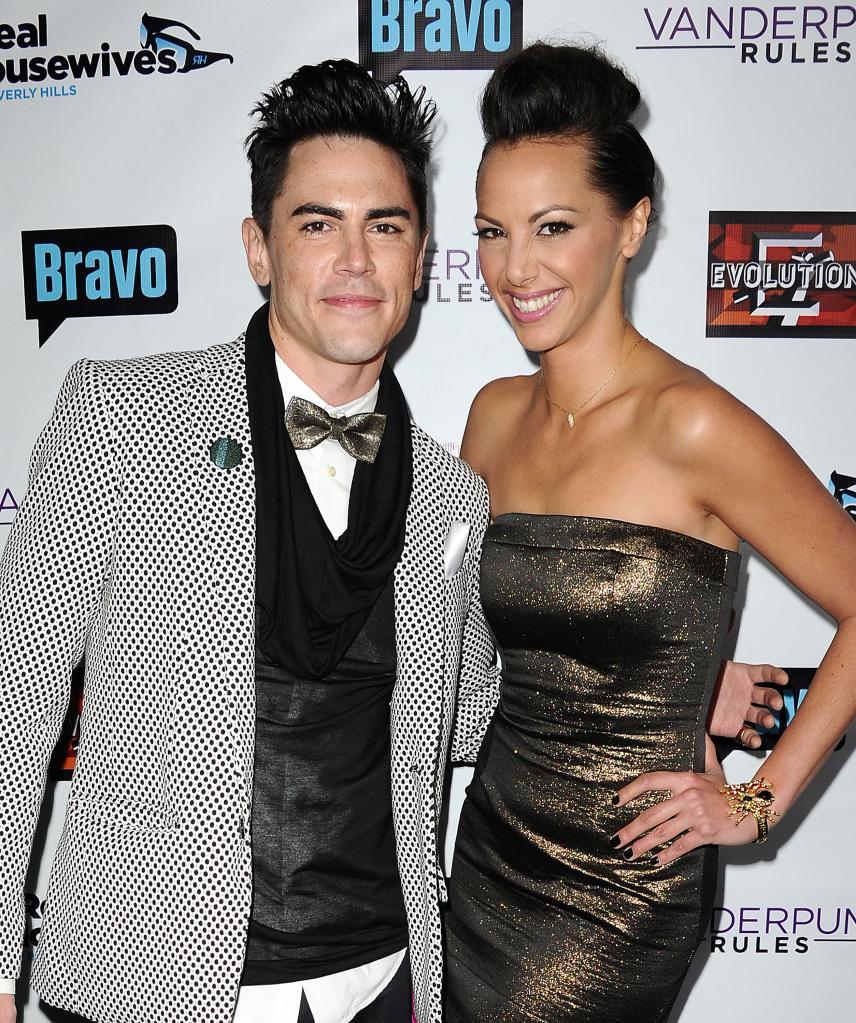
[622,848,634,860]
[611,795,620,805]
[609,834,621,848]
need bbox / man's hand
[708,661,787,747]
[0,993,15,1023]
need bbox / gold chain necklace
[542,335,645,429]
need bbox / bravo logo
[22,225,178,345]
[756,668,846,752]
[359,0,523,79]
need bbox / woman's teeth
[510,290,562,313]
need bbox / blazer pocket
[443,521,471,579]
[67,796,178,831]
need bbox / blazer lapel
[393,425,445,767]
[185,339,257,793]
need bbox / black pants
[41,954,412,1023]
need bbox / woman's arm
[614,382,856,861]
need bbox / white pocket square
[443,520,470,579]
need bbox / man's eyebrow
[366,206,412,221]
[290,204,413,222]
[291,203,345,220]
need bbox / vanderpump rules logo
[415,243,494,304]
[707,904,856,954]
[706,212,856,338]
[636,4,856,64]
[0,12,233,102]
[358,0,523,79]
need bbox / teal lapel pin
[210,436,244,470]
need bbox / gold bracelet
[720,778,779,844]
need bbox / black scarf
[245,304,412,679]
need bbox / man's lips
[505,288,564,322]
[322,294,383,310]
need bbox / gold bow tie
[284,395,387,464]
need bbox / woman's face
[474,138,648,353]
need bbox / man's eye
[301,221,330,234]
[373,223,402,235]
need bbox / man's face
[243,135,427,371]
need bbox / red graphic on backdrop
[706,212,856,337]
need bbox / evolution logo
[0,12,233,102]
[830,469,856,520]
[359,0,522,80]
[637,4,855,64]
[22,224,178,345]
[415,244,494,304]
[706,212,856,338]
[756,668,846,751]
[0,487,19,526]
[707,904,856,954]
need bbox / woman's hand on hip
[611,754,760,863]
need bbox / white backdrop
[2,2,854,1020]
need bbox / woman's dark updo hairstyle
[480,42,658,220]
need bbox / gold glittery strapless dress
[444,514,740,1023]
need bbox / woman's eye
[538,221,574,236]
[474,227,504,241]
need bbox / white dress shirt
[276,354,379,540]
[0,359,406,1016]
[233,354,407,1022]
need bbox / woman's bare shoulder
[462,373,538,474]
[469,372,538,422]
[643,348,773,466]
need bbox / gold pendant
[567,412,575,429]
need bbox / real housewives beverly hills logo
[359,0,523,79]
[830,470,856,520]
[0,12,233,101]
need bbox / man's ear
[242,217,271,287]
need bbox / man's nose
[334,229,375,275]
